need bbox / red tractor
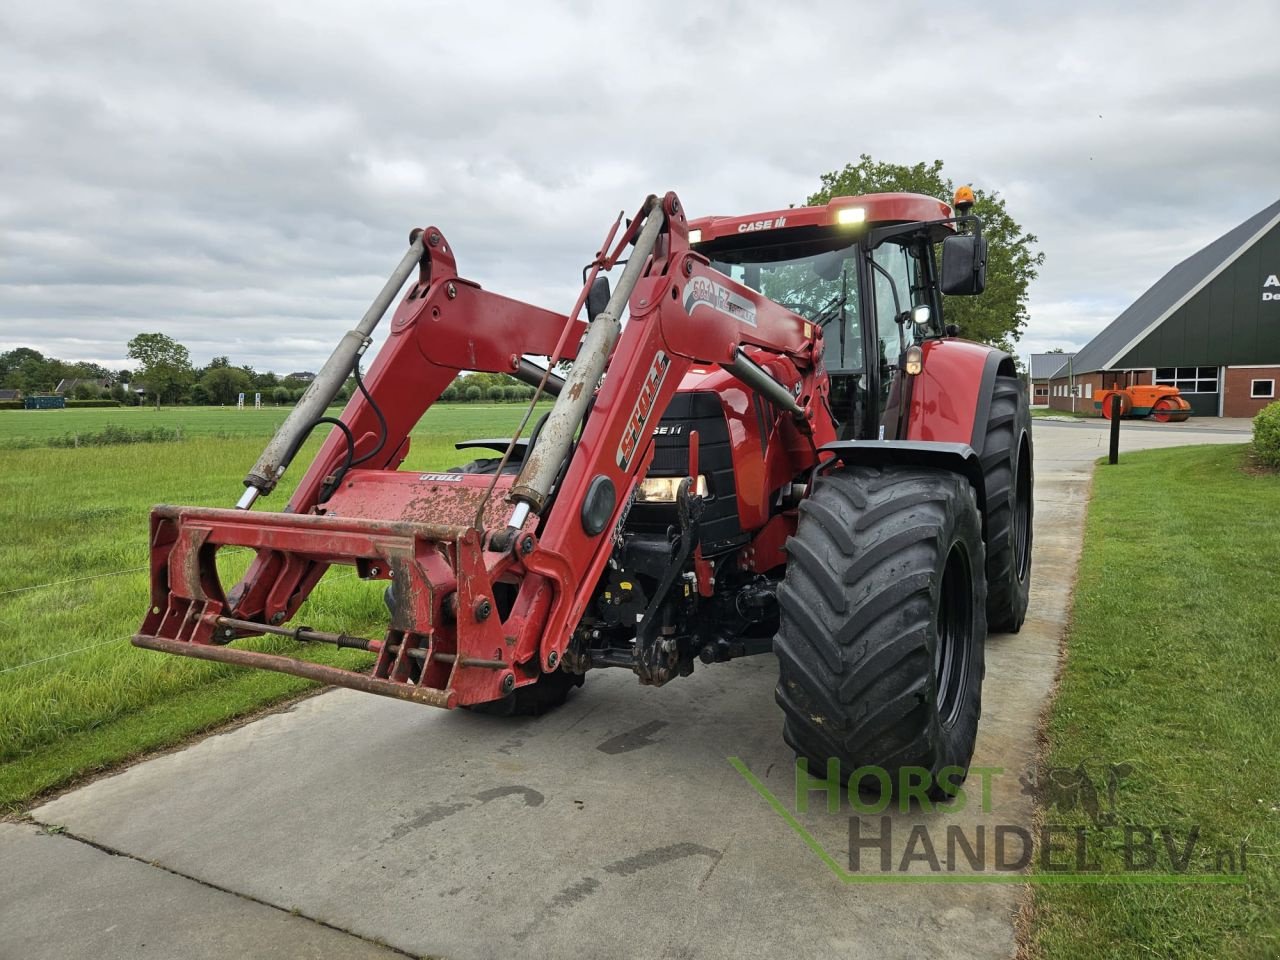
[135,188,1033,793]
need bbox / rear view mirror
[941,234,987,296]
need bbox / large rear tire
[981,375,1034,633]
[774,466,987,797]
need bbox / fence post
[1108,394,1121,464]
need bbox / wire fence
[0,567,149,598]
[0,635,133,676]
[0,563,364,677]
[0,545,266,599]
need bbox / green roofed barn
[1049,198,1280,418]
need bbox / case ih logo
[684,275,758,327]
[738,216,786,232]
[617,351,671,470]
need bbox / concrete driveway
[5,420,1249,960]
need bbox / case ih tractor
[135,188,1033,793]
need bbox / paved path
[10,421,1249,960]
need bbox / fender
[905,339,1014,457]
[818,439,987,532]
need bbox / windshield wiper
[812,292,846,328]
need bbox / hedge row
[1254,400,1280,468]
[0,399,123,410]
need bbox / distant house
[0,388,22,401]
[287,371,317,383]
[54,377,113,396]
[1029,353,1073,408]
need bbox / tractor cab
[687,191,985,440]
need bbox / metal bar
[514,358,564,397]
[723,348,805,418]
[507,198,667,519]
[432,652,506,669]
[153,504,469,544]
[132,634,453,708]
[238,235,427,508]
[215,616,376,652]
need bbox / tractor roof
[687,192,954,245]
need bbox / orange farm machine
[1093,384,1191,422]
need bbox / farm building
[1029,353,1074,407]
[1049,197,1280,417]
[54,377,112,396]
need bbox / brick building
[1029,352,1073,408]
[1049,197,1280,417]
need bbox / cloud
[2,0,1278,373]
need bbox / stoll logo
[1263,274,1280,301]
[726,757,1249,885]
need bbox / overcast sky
[3,1,1278,374]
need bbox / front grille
[627,391,744,554]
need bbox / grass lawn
[1031,407,1092,419]
[0,402,547,448]
[1029,445,1279,959]
[0,403,545,811]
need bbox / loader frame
[134,191,846,706]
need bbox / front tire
[774,466,987,797]
[467,669,584,717]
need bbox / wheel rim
[1151,399,1172,422]
[1013,439,1032,582]
[934,542,973,728]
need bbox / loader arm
[135,191,834,708]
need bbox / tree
[464,385,482,402]
[272,386,291,405]
[126,333,193,409]
[66,361,110,380]
[1,347,57,393]
[807,155,1044,350]
[200,366,252,405]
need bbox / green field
[0,402,546,448]
[1030,445,1279,958]
[0,404,544,810]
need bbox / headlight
[636,475,709,503]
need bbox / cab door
[868,240,924,439]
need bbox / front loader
[135,188,1033,789]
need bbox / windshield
[708,241,864,374]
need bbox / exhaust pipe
[236,235,426,509]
